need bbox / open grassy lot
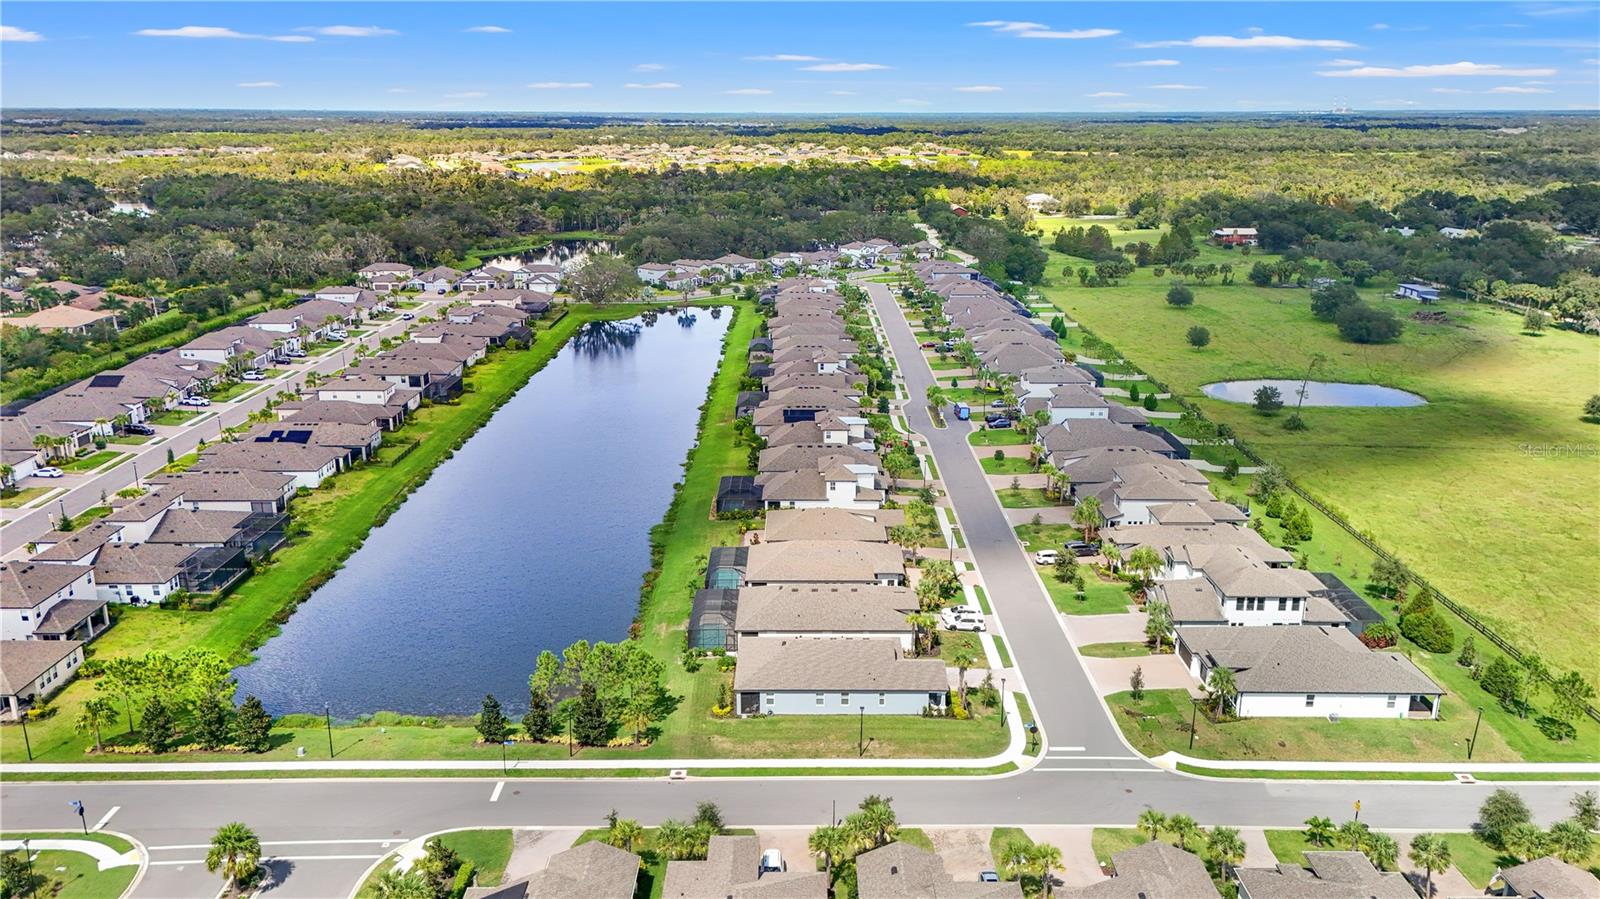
[60,450,126,473]
[980,455,1036,475]
[1107,688,1518,763]
[968,428,1030,446]
[1037,235,1600,683]
[0,486,53,508]
[995,488,1056,508]
[1078,642,1151,659]
[1090,828,1148,865]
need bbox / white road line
[1043,755,1140,761]
[1032,766,1162,773]
[149,839,398,851]
[1047,746,1086,752]
[93,806,120,831]
[490,781,505,803]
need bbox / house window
[1278,599,1288,611]
[815,693,825,706]
[765,693,774,706]
[1305,694,1316,707]
[1386,695,1397,709]
[840,692,850,705]
[1234,599,1244,611]
[879,693,886,706]
[1292,599,1301,611]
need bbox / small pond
[1201,380,1426,407]
[486,238,612,273]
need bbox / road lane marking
[1032,766,1161,773]
[93,806,120,831]
[1048,746,1086,752]
[490,781,505,802]
[152,854,385,866]
[1043,755,1139,760]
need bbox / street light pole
[131,460,140,488]
[858,706,865,757]
[22,838,36,899]
[19,713,33,760]
[1000,676,1007,727]
[1189,699,1200,750]
[324,703,334,757]
[1468,707,1483,760]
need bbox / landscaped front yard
[60,451,126,473]
[147,408,201,426]
[968,428,1030,447]
[995,487,1057,508]
[980,455,1035,475]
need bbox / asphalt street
[1,283,1589,897]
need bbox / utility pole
[22,838,36,899]
[1468,707,1483,760]
[1189,699,1200,750]
[858,707,865,757]
[324,703,334,757]
[1000,677,1007,727]
[19,713,33,760]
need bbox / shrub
[1537,715,1578,742]
[1310,282,1360,321]
[1143,393,1159,410]
[1166,285,1195,307]
[1478,789,1533,847]
[1479,656,1521,706]
[1457,635,1477,668]
[1400,609,1454,654]
[1186,325,1211,348]
[1335,303,1403,344]
[1359,622,1399,649]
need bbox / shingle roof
[147,508,251,545]
[743,540,904,584]
[734,585,916,634]
[661,835,828,899]
[733,637,947,692]
[1,561,93,608]
[0,639,83,696]
[1232,851,1415,899]
[1497,855,1600,899]
[762,508,903,543]
[1073,840,1221,899]
[32,599,107,637]
[471,841,641,899]
[30,521,125,563]
[856,842,1022,898]
[92,542,196,585]
[144,469,295,502]
[1175,625,1442,696]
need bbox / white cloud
[1245,26,1265,34]
[827,90,857,96]
[465,25,511,33]
[298,25,398,37]
[725,88,773,95]
[1372,98,1421,107]
[1151,83,1206,90]
[1018,29,1120,40]
[802,62,889,72]
[387,88,415,94]
[897,98,932,106]
[1140,34,1357,49]
[1370,23,1391,30]
[1325,58,1365,67]
[1319,61,1557,78]
[528,82,592,89]
[1521,4,1593,15]
[625,81,681,89]
[1489,85,1553,93]
[1,25,44,42]
[237,81,279,88]
[1430,87,1473,94]
[1085,91,1128,97]
[954,85,1003,93]
[745,54,822,61]
[444,91,488,99]
[136,25,312,42]
[633,63,667,72]
[1116,59,1179,67]
[967,20,1050,33]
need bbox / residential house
[90,542,198,605]
[1439,227,1472,239]
[178,325,286,370]
[1068,841,1219,899]
[410,266,465,294]
[463,841,641,899]
[457,270,513,292]
[1395,283,1440,303]
[349,355,464,400]
[143,469,296,514]
[0,562,105,642]
[316,377,407,407]
[1036,420,1181,466]
[733,637,947,716]
[1154,544,1343,628]
[761,507,903,543]
[511,263,561,294]
[1234,850,1414,899]
[1174,625,1443,719]
[661,835,828,898]
[711,253,763,277]
[357,262,416,284]
[663,271,701,291]
[636,263,672,284]
[856,842,1022,898]
[0,304,119,333]
[1211,227,1259,247]
[740,540,906,586]
[733,585,917,651]
[0,639,85,721]
[279,399,406,431]
[1491,856,1600,899]
[194,438,347,490]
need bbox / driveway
[1020,827,1102,888]
[925,828,995,881]
[1081,654,1197,698]
[501,828,582,883]
[1064,612,1148,646]
[753,828,814,875]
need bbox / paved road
[3,283,1590,898]
[863,280,1131,764]
[1,299,447,558]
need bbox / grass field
[1078,642,1151,658]
[60,450,125,473]
[968,428,1030,446]
[0,849,137,899]
[980,455,1036,474]
[1090,828,1148,866]
[1036,227,1600,683]
[996,488,1056,508]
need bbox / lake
[234,307,731,716]
[486,238,612,273]
[1201,380,1427,408]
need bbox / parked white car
[242,370,265,381]
[35,467,64,478]
[1033,549,1060,565]
[181,395,212,407]
[759,850,786,874]
[327,330,348,341]
[944,615,986,633]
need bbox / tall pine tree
[477,694,509,743]
[235,695,274,753]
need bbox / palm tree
[1337,820,1371,852]
[1099,541,1122,571]
[1545,820,1594,864]
[1206,826,1246,877]
[654,820,695,860]
[1365,833,1399,872]
[205,822,262,893]
[75,697,117,752]
[605,817,645,853]
[1026,842,1064,896]
[1126,546,1164,600]
[889,525,925,561]
[809,824,851,881]
[1072,498,1103,539]
[372,870,433,899]
[1137,809,1167,842]
[1204,666,1237,716]
[855,795,899,848]
[1303,816,1335,848]
[952,650,977,709]
[0,464,13,491]
[1167,814,1200,852]
[1502,822,1546,862]
[1407,833,1451,899]
[906,612,938,657]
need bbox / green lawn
[995,488,1057,509]
[438,829,513,888]
[1439,833,1516,889]
[1265,830,1326,870]
[0,848,137,899]
[147,408,201,426]
[1106,688,1519,763]
[1037,247,1600,684]
[936,630,989,668]
[968,428,1030,446]
[207,380,261,402]
[0,486,53,508]
[1077,642,1151,659]
[980,455,1035,475]
[1090,828,1148,866]
[991,635,1013,667]
[107,434,152,445]
[1037,569,1134,616]
[1013,523,1081,551]
[61,451,126,473]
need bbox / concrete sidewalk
[0,839,141,870]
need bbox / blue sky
[2,2,1596,113]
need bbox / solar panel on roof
[89,374,124,388]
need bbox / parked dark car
[987,418,1012,429]
[123,423,156,436]
[1065,540,1097,557]
[984,412,1003,424]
